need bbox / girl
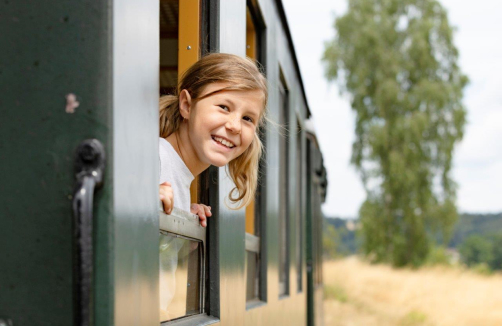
[158,53,268,224]
[158,53,268,320]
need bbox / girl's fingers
[190,203,199,215]
[197,206,206,219]
[160,193,173,215]
[191,204,208,227]
[159,183,174,214]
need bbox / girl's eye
[218,105,229,111]
[243,116,254,123]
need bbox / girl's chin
[206,155,232,167]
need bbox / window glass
[246,251,259,301]
[159,231,202,322]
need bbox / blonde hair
[160,53,268,209]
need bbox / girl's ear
[179,89,192,119]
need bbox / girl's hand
[190,203,212,227]
[159,181,174,214]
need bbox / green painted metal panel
[111,0,160,325]
[216,2,248,325]
[0,1,113,325]
[0,0,160,325]
[306,139,315,326]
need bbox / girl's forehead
[199,83,266,108]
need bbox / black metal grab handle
[72,139,105,326]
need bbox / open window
[159,208,206,322]
[160,0,201,204]
[159,0,208,323]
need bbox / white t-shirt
[159,137,194,212]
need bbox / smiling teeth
[213,136,235,148]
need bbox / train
[0,0,328,325]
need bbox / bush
[489,233,502,270]
[459,235,493,267]
[400,310,428,326]
[426,246,451,266]
[472,262,492,276]
[323,223,339,259]
[324,284,348,303]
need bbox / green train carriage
[0,0,328,325]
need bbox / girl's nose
[225,114,242,134]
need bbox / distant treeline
[448,212,502,248]
[324,212,502,255]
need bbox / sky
[283,0,502,218]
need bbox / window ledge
[278,294,290,301]
[246,299,267,311]
[161,314,219,326]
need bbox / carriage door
[1,1,161,325]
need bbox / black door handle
[72,139,105,326]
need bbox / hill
[325,212,502,254]
[324,217,359,255]
[448,212,502,248]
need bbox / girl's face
[181,83,264,169]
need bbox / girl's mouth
[211,136,235,149]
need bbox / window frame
[244,0,268,309]
[278,68,290,298]
[295,117,304,293]
[159,207,209,325]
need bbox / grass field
[323,256,502,326]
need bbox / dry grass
[323,256,502,326]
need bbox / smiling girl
[158,53,267,320]
[158,52,268,224]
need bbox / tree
[459,235,493,268]
[489,233,502,270]
[323,223,340,259]
[323,0,467,266]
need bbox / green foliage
[489,232,502,270]
[459,235,493,267]
[323,0,467,267]
[459,232,502,271]
[400,310,428,326]
[471,263,492,276]
[324,217,359,255]
[323,222,339,259]
[448,213,502,247]
[324,284,349,303]
[425,245,451,266]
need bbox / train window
[160,0,179,96]
[295,119,303,293]
[246,8,256,59]
[278,72,290,297]
[159,0,206,323]
[160,231,202,320]
[245,2,267,306]
[159,207,206,323]
[160,0,201,204]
